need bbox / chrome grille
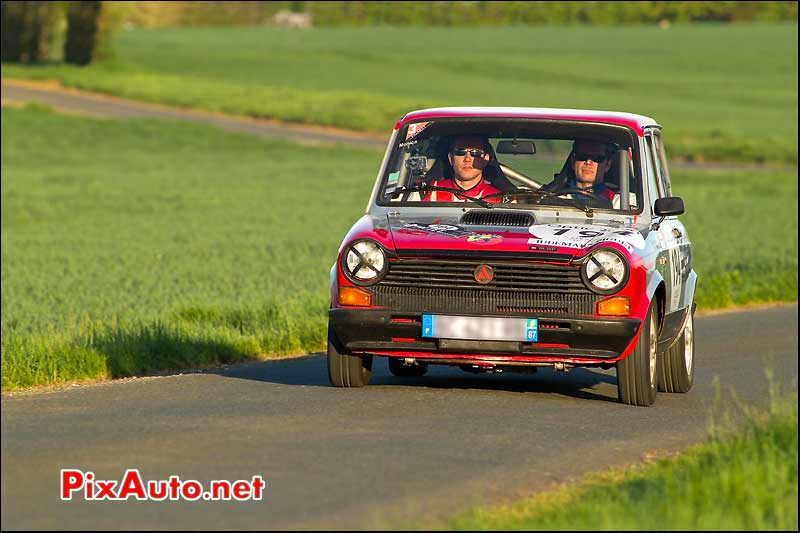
[381,259,587,292]
[374,259,598,316]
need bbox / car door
[652,130,692,311]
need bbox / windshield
[377,119,643,214]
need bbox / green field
[432,378,798,530]
[1,105,797,390]
[2,23,797,164]
[0,105,376,389]
[677,168,798,309]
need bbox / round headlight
[342,239,387,285]
[581,248,628,294]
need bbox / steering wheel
[549,188,614,209]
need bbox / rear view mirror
[495,140,536,155]
[654,197,685,216]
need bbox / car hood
[387,213,649,257]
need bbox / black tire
[388,357,428,377]
[327,325,372,387]
[658,307,695,393]
[617,301,659,406]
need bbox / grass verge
[430,375,798,530]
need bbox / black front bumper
[329,308,641,360]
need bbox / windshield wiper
[384,184,494,209]
[483,189,594,217]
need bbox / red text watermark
[61,469,266,501]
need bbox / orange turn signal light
[338,286,372,307]
[597,296,631,316]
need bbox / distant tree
[64,0,101,66]
[304,0,798,26]
[1,1,58,63]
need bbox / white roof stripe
[398,107,659,132]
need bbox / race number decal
[527,224,645,251]
[405,122,430,140]
[669,246,683,310]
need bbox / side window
[646,131,669,199]
[653,131,672,197]
[644,133,662,204]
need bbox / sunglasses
[451,149,486,158]
[574,152,607,162]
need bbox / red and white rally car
[328,107,696,406]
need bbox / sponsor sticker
[405,121,430,140]
[398,139,418,149]
[401,223,471,238]
[467,233,503,245]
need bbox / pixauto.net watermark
[61,469,266,501]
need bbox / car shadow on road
[209,353,622,404]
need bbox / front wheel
[617,301,659,406]
[658,307,695,393]
[327,325,372,387]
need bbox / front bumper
[329,308,641,361]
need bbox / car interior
[384,119,641,210]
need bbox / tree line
[1,1,102,64]
[117,1,798,27]
[306,1,798,26]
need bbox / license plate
[422,315,538,342]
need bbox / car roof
[395,107,659,136]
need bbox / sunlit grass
[434,376,798,530]
[2,23,797,163]
[1,105,374,389]
[672,169,798,309]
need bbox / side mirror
[495,140,536,155]
[654,197,685,216]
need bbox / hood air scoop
[461,210,534,227]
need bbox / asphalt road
[1,304,796,530]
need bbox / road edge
[3,301,795,398]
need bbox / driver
[422,136,501,202]
[558,140,617,205]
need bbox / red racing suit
[421,179,502,203]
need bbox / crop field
[0,106,377,389]
[676,168,798,309]
[1,105,797,390]
[2,23,797,164]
